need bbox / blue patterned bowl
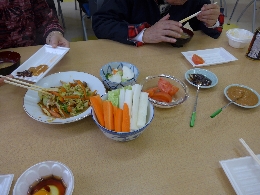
[91,94,154,142]
[100,62,139,90]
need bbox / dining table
[1,30,260,195]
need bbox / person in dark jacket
[92,0,224,46]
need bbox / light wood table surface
[1,31,260,195]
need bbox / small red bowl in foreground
[0,51,21,76]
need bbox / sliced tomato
[158,78,179,96]
[192,54,205,65]
[150,91,172,103]
[145,87,159,97]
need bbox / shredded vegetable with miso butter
[38,80,97,118]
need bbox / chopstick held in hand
[0,75,57,95]
[179,2,217,24]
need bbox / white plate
[13,161,74,195]
[220,155,260,195]
[11,45,70,82]
[0,174,14,195]
[23,71,106,124]
[181,47,238,67]
[184,68,218,89]
[224,84,260,108]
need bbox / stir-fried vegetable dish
[38,80,97,118]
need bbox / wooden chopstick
[179,2,217,24]
[0,75,54,95]
[239,138,260,166]
[0,75,58,91]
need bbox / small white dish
[220,155,260,195]
[185,68,218,89]
[13,161,74,195]
[23,71,106,124]
[11,45,70,82]
[181,47,238,67]
[224,84,260,108]
[0,174,14,195]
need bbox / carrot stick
[90,95,105,127]
[115,108,123,132]
[103,100,114,130]
[122,103,130,132]
[113,105,118,129]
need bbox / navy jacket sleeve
[92,0,222,45]
[92,0,161,45]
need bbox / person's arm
[189,0,223,39]
[33,0,69,47]
[92,0,136,45]
[92,0,183,46]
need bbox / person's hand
[46,31,70,48]
[142,14,183,44]
[197,3,220,27]
[0,75,13,87]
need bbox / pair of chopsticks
[179,2,218,23]
[239,138,260,166]
[0,75,57,95]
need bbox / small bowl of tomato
[141,74,189,108]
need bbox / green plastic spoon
[210,94,244,118]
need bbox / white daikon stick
[137,92,149,128]
[124,89,133,117]
[130,84,142,131]
[119,88,125,109]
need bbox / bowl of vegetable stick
[100,61,139,90]
[141,74,189,108]
[91,84,154,142]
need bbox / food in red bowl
[0,51,21,76]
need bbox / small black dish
[171,27,194,48]
[0,51,21,76]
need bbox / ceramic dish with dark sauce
[184,68,218,89]
[188,73,212,86]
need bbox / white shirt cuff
[207,20,220,28]
[132,28,146,43]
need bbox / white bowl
[224,84,260,108]
[226,28,253,49]
[23,71,106,124]
[13,161,74,195]
[92,94,154,142]
[100,62,139,90]
[185,68,218,89]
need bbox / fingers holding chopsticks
[197,3,220,27]
[0,74,13,86]
[143,14,183,44]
